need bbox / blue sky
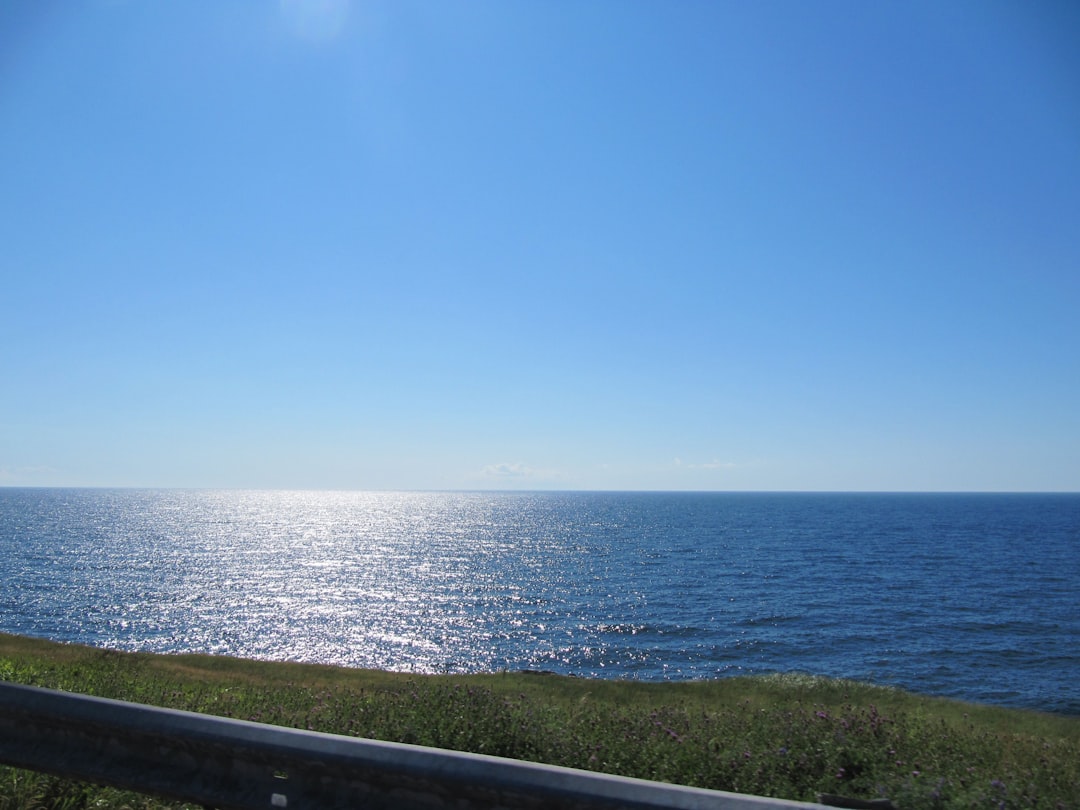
[2,0,1078,491]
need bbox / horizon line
[2,486,1077,496]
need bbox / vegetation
[1,632,1077,809]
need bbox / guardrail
[0,681,833,810]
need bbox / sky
[2,1,1079,492]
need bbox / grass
[1,632,1077,809]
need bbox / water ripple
[1,489,1078,713]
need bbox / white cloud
[478,462,571,488]
[694,459,737,470]
[482,462,533,478]
[672,458,737,471]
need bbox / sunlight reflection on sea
[2,489,1078,714]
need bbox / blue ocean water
[1,489,1077,714]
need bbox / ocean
[1,489,1077,714]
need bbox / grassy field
[1,632,1077,809]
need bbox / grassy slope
[1,633,1078,809]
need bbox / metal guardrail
[0,681,830,810]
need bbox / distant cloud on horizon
[482,462,533,478]
[478,463,571,488]
[673,458,737,471]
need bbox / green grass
[1,632,1078,809]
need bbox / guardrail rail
[0,681,834,810]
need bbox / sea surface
[1,489,1078,714]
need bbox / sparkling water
[2,489,1077,714]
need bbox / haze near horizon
[2,1,1078,492]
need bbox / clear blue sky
[2,1,1078,491]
